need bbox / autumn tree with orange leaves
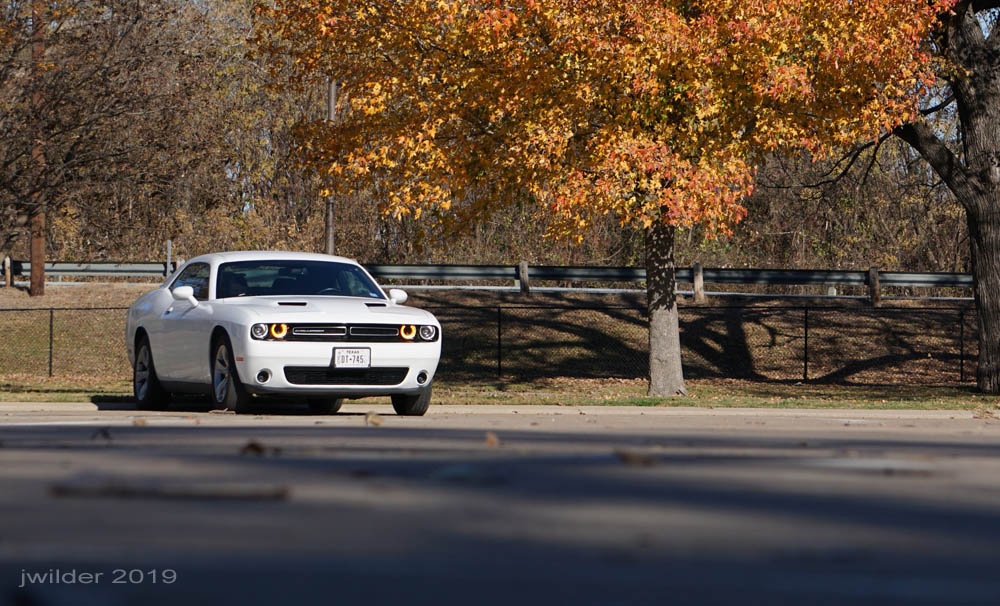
[257,0,953,395]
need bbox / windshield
[216,260,385,300]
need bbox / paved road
[1,401,1000,605]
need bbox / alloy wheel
[134,345,151,401]
[213,343,230,403]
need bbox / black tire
[133,335,170,410]
[307,398,344,414]
[211,335,252,413]
[391,385,431,416]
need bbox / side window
[170,263,210,301]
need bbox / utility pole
[324,78,338,255]
[28,0,46,296]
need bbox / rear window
[216,260,384,300]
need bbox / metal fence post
[496,307,502,378]
[803,307,809,382]
[959,309,965,382]
[48,308,54,377]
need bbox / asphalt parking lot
[2,401,1000,605]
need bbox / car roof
[182,251,362,267]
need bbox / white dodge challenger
[125,251,441,415]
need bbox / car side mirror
[171,285,199,307]
[388,288,408,305]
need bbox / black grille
[349,326,399,338]
[283,366,409,385]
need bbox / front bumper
[234,338,441,396]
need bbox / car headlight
[251,324,268,339]
[400,324,416,340]
[418,325,437,341]
[269,323,289,339]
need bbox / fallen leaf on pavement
[614,449,656,467]
[365,411,384,427]
[239,440,281,457]
[973,407,997,420]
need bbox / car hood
[217,296,437,324]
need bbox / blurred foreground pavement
[1,402,999,605]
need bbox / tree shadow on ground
[433,305,650,381]
[448,305,978,387]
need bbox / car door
[157,262,213,385]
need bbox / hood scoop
[277,301,308,306]
[365,302,387,308]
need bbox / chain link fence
[676,307,976,384]
[0,308,130,379]
[0,305,979,384]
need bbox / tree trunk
[324,78,337,255]
[645,221,687,396]
[966,203,1000,393]
[891,0,1000,393]
[29,209,45,296]
[28,0,45,297]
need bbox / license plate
[333,348,370,368]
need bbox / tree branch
[947,1,988,66]
[894,121,972,202]
[859,134,892,188]
[921,95,956,116]
[803,133,891,188]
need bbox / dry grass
[432,377,995,410]
[0,375,995,410]
[0,283,157,309]
[0,374,131,402]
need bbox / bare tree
[889,2,1000,392]
[0,0,233,291]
